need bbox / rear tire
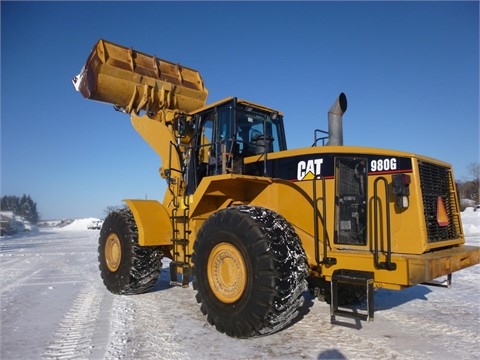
[192,205,308,338]
[98,208,162,294]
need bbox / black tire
[98,208,162,295]
[192,205,308,338]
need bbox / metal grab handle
[313,175,336,266]
[373,177,396,270]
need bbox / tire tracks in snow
[104,270,192,359]
[42,280,106,359]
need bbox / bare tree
[466,162,479,204]
[467,163,480,180]
[103,204,126,217]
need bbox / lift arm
[73,39,209,183]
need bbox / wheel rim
[105,233,121,272]
[207,242,247,303]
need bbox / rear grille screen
[418,162,460,242]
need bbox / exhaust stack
[327,92,347,146]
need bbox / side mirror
[176,115,188,138]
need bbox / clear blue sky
[1,1,479,220]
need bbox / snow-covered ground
[1,209,479,359]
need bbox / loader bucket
[73,39,208,114]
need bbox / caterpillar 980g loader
[73,39,479,338]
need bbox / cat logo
[297,158,323,181]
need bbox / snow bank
[53,218,102,231]
[461,207,480,236]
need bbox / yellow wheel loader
[73,39,479,338]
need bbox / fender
[123,199,171,246]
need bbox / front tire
[98,208,162,294]
[192,205,308,338]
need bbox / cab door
[334,157,368,246]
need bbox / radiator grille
[418,162,460,242]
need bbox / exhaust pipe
[327,92,347,146]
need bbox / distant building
[1,211,18,236]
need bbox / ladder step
[173,253,191,260]
[330,270,375,323]
[331,309,369,322]
[169,261,191,287]
[333,274,369,285]
[171,215,188,221]
[169,200,190,288]
[170,260,188,267]
[172,239,189,246]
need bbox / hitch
[422,273,452,288]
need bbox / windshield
[235,109,285,156]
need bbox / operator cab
[186,97,287,194]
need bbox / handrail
[167,141,184,209]
[373,177,396,270]
[313,174,336,266]
[312,129,329,147]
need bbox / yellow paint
[104,233,121,272]
[207,242,247,303]
[123,199,172,246]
